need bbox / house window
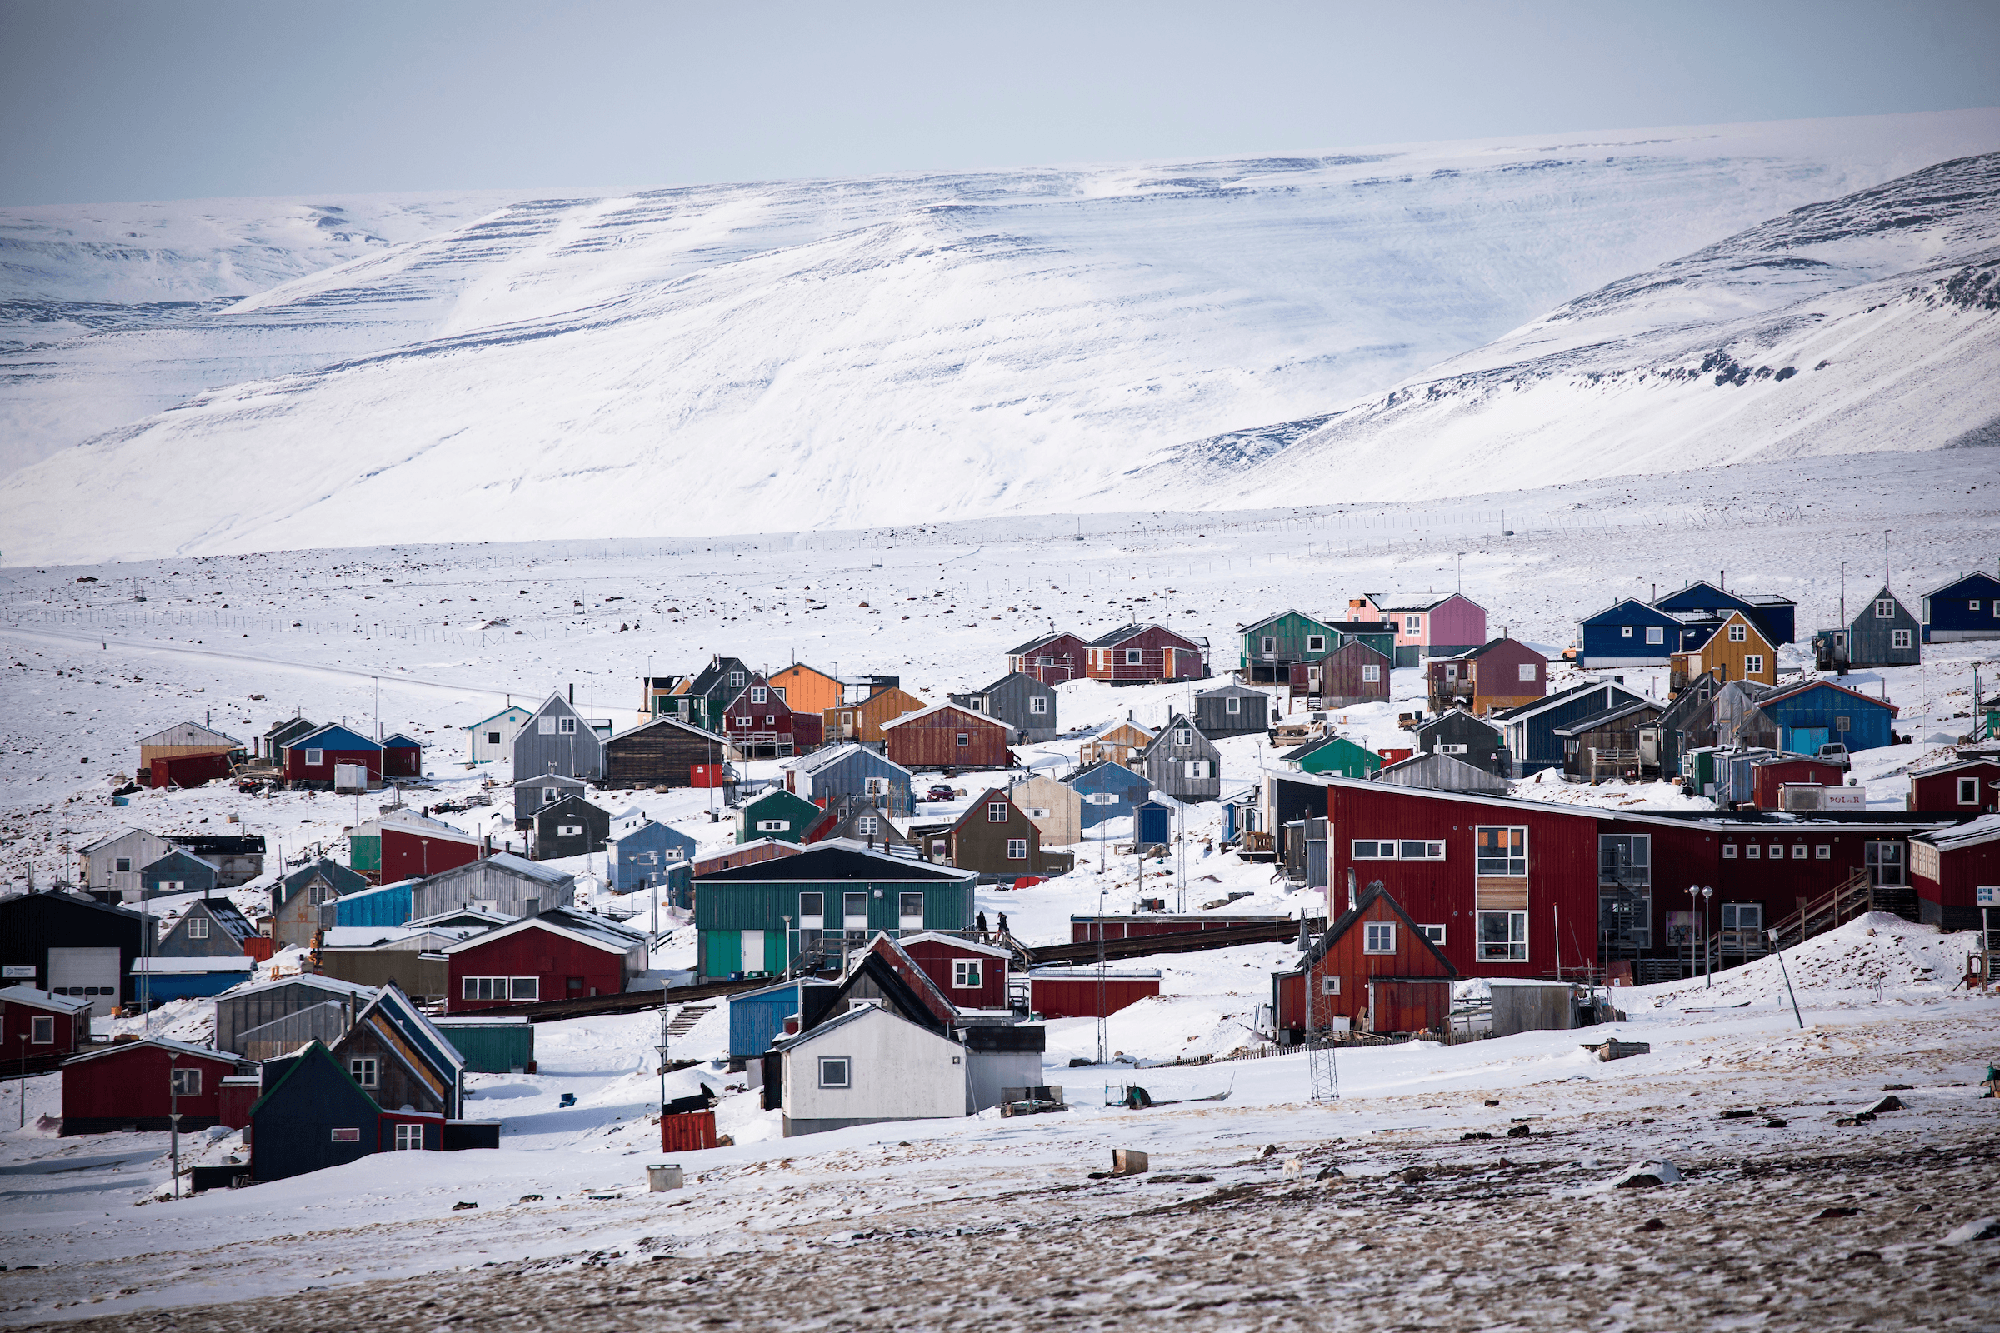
[1306,635,1326,653]
[1743,655,1764,676]
[1176,728,1192,746]
[330,1128,361,1143]
[1835,716,1850,732]
[773,686,787,702]
[1875,599,1893,618]
[857,815,879,836]
[1816,845,1831,859]
[462,976,537,1002]
[1319,974,1341,995]
[1474,827,1527,876]
[350,1058,379,1088]
[114,857,132,873]
[1960,777,1981,805]
[1646,626,1664,645]
[819,1056,851,1089]
[798,892,824,928]
[1438,743,1467,755]
[1791,845,1807,860]
[1972,601,1984,613]
[1261,636,1277,655]
[1621,626,1633,638]
[956,733,969,747]
[765,715,775,726]
[1768,843,1784,859]
[1723,843,1738,859]
[1404,615,1421,633]
[1184,760,1212,779]
[487,731,502,744]
[751,686,767,704]
[170,1068,202,1097]
[1891,629,1912,649]
[1362,664,1381,682]
[30,1016,53,1044]
[1351,840,1443,860]
[1721,902,1762,932]
[187,916,209,939]
[1125,649,1143,665]
[757,819,789,832]
[952,959,983,989]
[1226,696,1241,714]
[1477,910,1528,961]
[1363,922,1396,954]
[1030,696,1048,715]
[393,1123,426,1151]
[899,892,924,930]
[305,749,324,766]
[730,671,746,687]
[543,786,561,805]
[843,892,869,931]
[987,802,1009,822]
[1420,924,1447,945]
[511,977,538,1000]
[1518,662,1537,682]
[864,777,888,796]
[1746,844,1760,860]
[556,824,582,837]
[1728,624,1747,642]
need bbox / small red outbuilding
[1271,883,1457,1039]
[899,932,1012,1011]
[1026,968,1161,1018]
[60,1036,244,1134]
[1908,759,2000,814]
[0,986,92,1074]
[284,724,384,786]
[1748,755,1848,811]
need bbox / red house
[1910,815,2000,933]
[1272,883,1457,1038]
[60,1036,244,1134]
[720,672,823,759]
[379,818,483,884]
[1005,631,1089,685]
[1908,758,2000,814]
[899,932,1012,1011]
[1748,755,1849,811]
[881,703,1015,770]
[0,986,91,1074]
[1083,624,1207,684]
[382,733,424,778]
[284,724,384,787]
[1026,968,1160,1018]
[442,907,648,1013]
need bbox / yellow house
[769,663,843,717]
[1079,717,1155,767]
[1672,610,1777,688]
[823,687,929,744]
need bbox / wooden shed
[1290,639,1391,708]
[882,703,1015,771]
[606,819,698,893]
[136,722,244,788]
[1376,751,1511,795]
[1814,585,1921,670]
[1555,700,1665,782]
[1084,624,1206,684]
[247,1041,383,1181]
[0,985,91,1075]
[381,734,424,779]
[739,788,823,845]
[1194,683,1272,739]
[1907,757,2000,814]
[270,858,367,949]
[76,829,171,901]
[61,1036,245,1134]
[1078,717,1154,768]
[138,848,219,900]
[1746,754,1847,810]
[1005,631,1088,685]
[783,743,914,817]
[213,973,374,1059]
[155,897,261,959]
[1141,715,1222,802]
[1066,759,1151,830]
[1270,882,1456,1040]
[823,686,930,745]
[951,672,1058,743]
[1285,734,1381,780]
[604,714,731,789]
[1025,968,1160,1018]
[899,931,1013,1012]
[404,852,575,921]
[461,705,531,766]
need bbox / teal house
[1284,734,1383,779]
[1240,610,1343,683]
[737,788,822,845]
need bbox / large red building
[442,908,648,1013]
[60,1036,244,1134]
[1083,624,1206,684]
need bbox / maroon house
[1425,637,1549,716]
[1910,816,1999,932]
[60,1036,243,1134]
[1747,755,1848,811]
[283,724,384,786]
[1271,883,1456,1038]
[382,733,424,778]
[0,986,91,1075]
[1069,914,1288,943]
[1289,640,1392,707]
[1908,758,2000,814]
[1026,969,1160,1018]
[1005,631,1089,685]
[1084,624,1207,685]
[881,703,1015,770]
[379,820,483,884]
[442,907,648,1013]
[720,673,823,759]
[899,932,1013,1011]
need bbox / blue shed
[1921,571,2000,643]
[1754,680,1898,753]
[1494,681,1648,776]
[1136,801,1173,847]
[1577,598,1685,667]
[329,879,417,928]
[727,978,835,1060]
[784,744,915,817]
[132,957,256,1001]
[248,1041,382,1181]
[1066,760,1150,830]
[606,820,698,894]
[139,848,220,899]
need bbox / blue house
[728,977,835,1060]
[606,819,698,896]
[1066,760,1151,830]
[1577,598,1686,667]
[1753,680,1898,753]
[138,848,219,899]
[1654,581,1796,646]
[782,743,914,817]
[1921,571,2000,643]
[1493,680,1648,777]
[328,878,419,929]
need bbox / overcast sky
[4,0,1998,206]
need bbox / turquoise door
[1789,726,1828,754]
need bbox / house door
[1790,726,1828,754]
[1864,841,1905,887]
[48,946,122,1017]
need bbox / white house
[777,1001,969,1137]
[463,705,533,766]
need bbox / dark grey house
[155,898,259,958]
[813,794,919,853]
[259,717,318,765]
[532,793,611,861]
[1813,584,1921,671]
[1412,709,1506,776]
[1193,683,1272,739]
[1140,714,1222,802]
[511,692,608,782]
[138,848,219,900]
[949,672,1057,744]
[513,772,589,828]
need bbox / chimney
[568,683,574,705]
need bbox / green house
[694,844,977,978]
[738,788,822,845]
[1240,610,1344,682]
[1288,734,1383,779]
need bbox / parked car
[1816,743,1851,771]
[925,785,957,802]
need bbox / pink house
[1347,592,1487,667]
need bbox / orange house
[769,663,843,717]
[823,687,930,744]
[1672,611,1777,688]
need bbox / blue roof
[297,724,382,752]
[1580,598,1684,628]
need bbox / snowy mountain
[1138,150,2000,505]
[3,110,1998,563]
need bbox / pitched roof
[512,772,588,790]
[294,723,383,752]
[382,733,423,749]
[604,712,729,748]
[1919,813,2000,851]
[454,850,574,884]
[63,1034,243,1066]
[463,704,532,730]
[877,701,1014,736]
[442,906,647,957]
[1083,716,1154,741]
[1551,700,1662,736]
[1489,680,1644,724]
[1297,882,1458,975]
[1195,682,1266,699]
[0,985,92,1015]
[218,972,378,1003]
[188,898,258,944]
[897,930,1016,960]
[1759,678,1899,715]
[1432,636,1543,662]
[961,670,1051,697]
[1375,751,1510,792]
[1006,630,1078,656]
[1086,622,1193,647]
[1579,597,1685,626]
[78,826,150,854]
[136,722,244,750]
[1366,591,1466,612]
[1924,570,2000,597]
[1239,609,1332,635]
[785,741,912,779]
[697,841,975,883]
[945,788,1028,836]
[276,858,369,907]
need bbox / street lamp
[1701,885,1714,987]
[168,1057,183,1199]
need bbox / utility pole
[168,1058,182,1199]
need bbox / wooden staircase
[1764,868,1912,953]
[664,1003,713,1038]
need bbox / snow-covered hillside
[1145,151,2000,505]
[4,110,1998,563]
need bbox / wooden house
[0,889,149,1015]
[1910,814,2000,932]
[604,714,731,789]
[1194,683,1271,739]
[1325,620,1398,660]
[1426,637,1548,716]
[1239,610,1342,683]
[692,839,804,877]
[1654,580,1796,645]
[260,716,319,765]
[317,931,460,1002]
[1078,715,1154,767]
[694,843,976,978]
[654,655,756,731]
[918,789,1076,879]
[823,686,930,745]
[136,722,244,789]
[881,702,1015,771]
[1347,592,1487,667]
[606,819,697,894]
[382,734,424,779]
[137,847,219,900]
[899,931,1014,1012]
[1376,751,1510,795]
[513,772,588,827]
[1577,598,1686,668]
[1007,773,1083,847]
[60,1036,244,1135]
[1065,760,1151,830]
[155,898,260,958]
[443,907,648,1012]
[532,793,610,860]
[1084,624,1206,684]
[769,663,844,717]
[1290,640,1391,708]
[1922,571,2000,643]
[76,828,171,901]
[784,743,914,817]
[329,984,464,1119]
[739,788,822,845]
[1907,757,2000,813]
[1413,709,1506,775]
[1744,754,1848,810]
[1555,699,1665,782]
[1753,679,1898,754]
[284,724,384,789]
[1494,680,1647,777]
[1140,715,1221,802]
[1813,585,1921,670]
[1005,631,1088,685]
[1270,883,1456,1040]
[1283,734,1381,780]
[351,809,482,885]
[721,670,822,759]
[0,985,91,1075]
[405,853,574,922]
[213,973,375,1062]
[511,691,608,782]
[1652,674,1720,780]
[247,1041,385,1180]
[168,835,265,888]
[461,704,531,766]
[271,858,367,948]
[950,672,1058,743]
[1671,611,1777,689]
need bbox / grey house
[1194,683,1271,739]
[271,859,369,949]
[950,672,1057,744]
[213,973,376,1060]
[1813,585,1921,671]
[155,898,259,958]
[1377,751,1511,794]
[513,772,589,828]
[512,692,607,782]
[532,794,611,861]
[259,717,319,765]
[1140,714,1222,803]
[76,828,172,901]
[137,848,219,900]
[405,853,574,921]
[1412,709,1507,776]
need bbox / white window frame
[1891,629,1912,649]
[856,815,879,836]
[750,686,767,704]
[350,1057,379,1088]
[559,716,577,735]
[1184,759,1211,779]
[987,801,1009,823]
[1420,924,1447,945]
[170,1068,202,1096]
[1006,838,1029,860]
[1320,975,1341,995]
[818,1056,850,1089]
[1030,696,1048,715]
[1362,922,1396,955]
[186,916,209,939]
[955,733,969,747]
[1646,626,1664,645]
[537,717,557,735]
[1225,696,1241,714]
[1620,626,1633,638]
[1959,777,1980,805]
[1790,844,1807,860]
[1477,910,1528,962]
[393,1122,426,1151]
[556,823,582,837]
[1125,649,1143,665]
[1875,599,1894,618]
[1743,654,1764,676]
[1816,844,1831,859]
[1746,844,1760,860]
[729,671,746,687]
[30,1015,54,1044]
[1723,843,1738,859]
[305,749,324,766]
[1403,615,1421,633]
[1362,664,1381,683]
[1728,624,1747,642]
[461,976,539,1002]
[1437,743,1467,755]
[1305,635,1327,654]
[951,959,983,989]
[898,891,924,929]
[757,818,789,832]
[1517,662,1537,682]
[1474,826,1527,877]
